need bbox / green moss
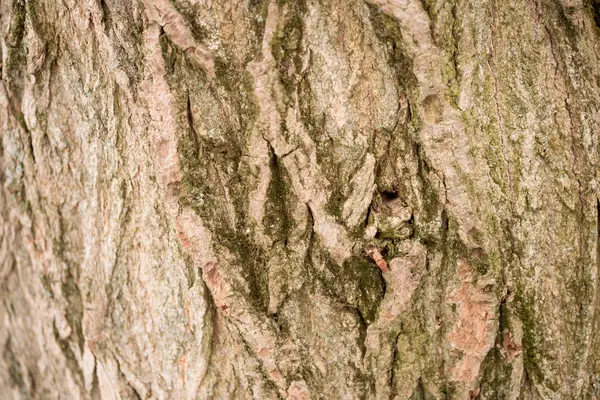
[220,230,271,312]
[514,290,545,384]
[263,147,296,241]
[482,123,509,191]
[309,247,385,325]
[167,1,210,44]
[411,142,445,244]
[6,1,26,48]
[324,182,346,221]
[212,53,261,129]
[4,1,27,102]
[213,56,238,92]
[249,0,270,48]
[367,4,418,91]
[271,0,306,102]
[544,0,579,46]
[3,337,26,392]
[158,28,279,311]
[375,218,413,241]
[477,297,514,397]
[343,256,386,324]
[478,346,514,398]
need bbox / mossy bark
[1,0,600,398]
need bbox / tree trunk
[1,0,600,398]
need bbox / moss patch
[309,247,385,325]
[263,146,295,242]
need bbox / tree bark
[1,0,600,398]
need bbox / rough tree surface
[1,0,600,398]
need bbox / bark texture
[1,0,600,398]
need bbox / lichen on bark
[1,0,600,398]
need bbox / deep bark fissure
[185,91,200,160]
[98,0,112,33]
[591,0,600,28]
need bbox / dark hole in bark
[379,246,389,259]
[364,203,372,227]
[592,0,600,28]
[381,190,399,201]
